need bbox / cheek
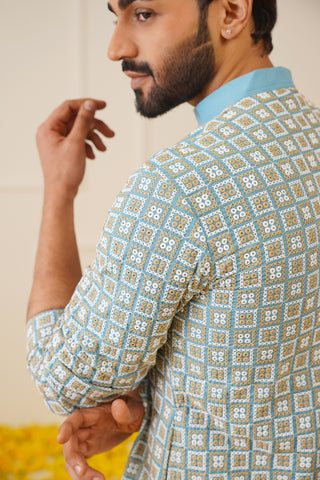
[137,26,181,67]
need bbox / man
[26,0,320,479]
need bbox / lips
[124,71,150,90]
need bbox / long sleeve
[26,160,213,414]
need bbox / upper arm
[27,164,213,413]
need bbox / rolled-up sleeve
[26,161,213,414]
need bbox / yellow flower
[0,425,136,480]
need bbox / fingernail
[84,100,95,112]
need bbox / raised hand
[27,99,114,320]
[57,389,145,480]
[36,99,114,200]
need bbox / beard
[122,12,215,118]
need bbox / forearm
[26,99,114,323]
[27,191,82,321]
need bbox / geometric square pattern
[27,81,320,479]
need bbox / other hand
[57,389,145,480]
[36,99,114,200]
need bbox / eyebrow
[108,0,154,13]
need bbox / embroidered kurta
[27,67,320,480]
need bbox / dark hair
[251,0,277,54]
[197,0,277,54]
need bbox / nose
[108,24,138,61]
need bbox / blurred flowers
[0,425,134,480]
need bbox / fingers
[68,100,114,140]
[62,430,95,479]
[58,406,110,480]
[93,118,115,138]
[57,422,72,445]
[63,436,105,480]
[63,438,85,472]
[70,101,115,161]
[85,142,95,160]
[65,460,105,480]
[69,101,100,144]
[77,428,92,444]
[38,98,115,168]
[57,409,101,444]
[84,120,115,159]
[87,131,107,153]
[47,98,114,143]
[57,410,87,444]
[49,99,106,127]
[57,420,76,445]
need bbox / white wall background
[1,0,319,425]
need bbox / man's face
[108,0,215,118]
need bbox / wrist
[42,187,77,235]
[43,185,78,207]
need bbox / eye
[136,11,153,22]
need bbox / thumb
[69,100,96,142]
[111,397,144,433]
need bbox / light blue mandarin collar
[195,67,295,126]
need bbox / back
[144,85,320,479]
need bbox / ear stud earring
[226,29,231,36]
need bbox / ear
[219,0,253,40]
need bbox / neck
[190,44,273,107]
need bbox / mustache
[122,60,153,77]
